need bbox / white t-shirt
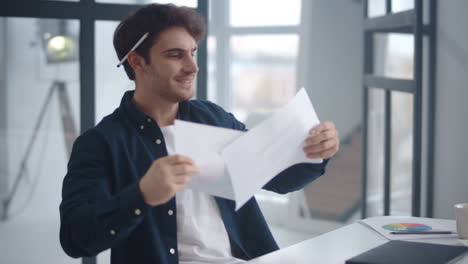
[161,126,245,264]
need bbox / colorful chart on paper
[382,223,432,231]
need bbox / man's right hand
[139,154,200,206]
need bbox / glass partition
[96,0,197,7]
[95,21,134,123]
[0,17,80,264]
[366,88,386,217]
[230,34,298,125]
[230,0,301,27]
[384,34,414,80]
[367,0,386,17]
[390,91,413,215]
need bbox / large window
[208,0,301,125]
[0,17,80,264]
[208,0,364,234]
[363,0,436,217]
[1,0,370,261]
[1,1,207,264]
[207,0,305,229]
[96,0,197,6]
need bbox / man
[59,3,340,264]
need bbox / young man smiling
[59,3,340,264]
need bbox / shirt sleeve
[59,130,150,258]
[263,159,330,194]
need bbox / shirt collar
[120,90,190,128]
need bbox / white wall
[433,0,468,218]
[0,18,7,215]
[301,0,468,219]
[301,0,363,138]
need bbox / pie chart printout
[382,223,432,231]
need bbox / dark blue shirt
[60,90,328,264]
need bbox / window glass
[230,0,301,27]
[207,36,217,102]
[373,33,413,80]
[390,91,413,215]
[385,34,414,79]
[95,21,134,123]
[368,0,386,17]
[366,88,385,217]
[367,0,416,17]
[392,0,414,13]
[229,34,298,125]
[0,17,80,264]
[96,0,197,7]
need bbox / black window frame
[361,0,437,218]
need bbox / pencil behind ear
[116,32,150,68]
[127,51,147,76]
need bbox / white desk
[246,218,468,264]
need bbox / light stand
[1,80,77,221]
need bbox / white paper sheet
[222,88,322,209]
[174,88,322,209]
[174,120,244,200]
[359,216,458,240]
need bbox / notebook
[345,240,468,264]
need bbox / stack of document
[174,88,323,210]
[359,216,458,240]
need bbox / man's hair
[113,4,206,80]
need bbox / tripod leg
[56,81,77,156]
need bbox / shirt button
[140,125,144,130]
[110,229,116,236]
[168,209,174,216]
[134,208,141,216]
[147,118,151,123]
[156,139,161,144]
[169,248,175,254]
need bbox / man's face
[140,26,198,102]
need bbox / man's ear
[127,51,146,74]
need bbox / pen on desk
[390,230,455,235]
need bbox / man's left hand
[303,121,340,159]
